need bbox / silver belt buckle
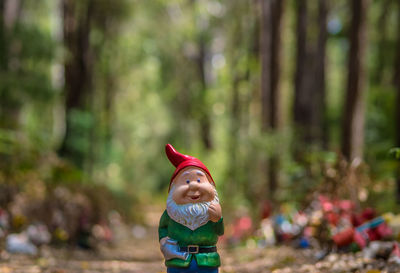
[187,245,199,254]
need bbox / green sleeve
[158,210,169,241]
[213,217,224,236]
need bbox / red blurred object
[362,224,392,244]
[237,217,252,230]
[332,228,354,247]
[354,230,368,248]
[261,201,272,219]
[232,216,253,239]
[326,212,339,226]
[319,195,334,212]
[351,214,364,227]
[338,200,355,211]
[351,208,377,228]
[366,229,380,241]
[303,226,313,237]
[322,201,334,212]
[392,242,400,258]
[376,223,393,238]
[362,208,376,221]
[280,233,293,241]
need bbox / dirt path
[1,207,399,272]
[0,229,311,273]
[3,234,399,273]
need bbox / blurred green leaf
[390,148,400,160]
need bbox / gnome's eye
[197,179,201,183]
[186,180,190,184]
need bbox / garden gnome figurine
[159,144,224,273]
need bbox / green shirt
[158,210,224,268]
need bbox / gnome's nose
[188,181,200,190]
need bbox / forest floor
[0,207,399,273]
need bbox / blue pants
[167,258,218,273]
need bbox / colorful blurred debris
[6,233,38,255]
[253,193,400,268]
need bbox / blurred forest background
[0,0,400,243]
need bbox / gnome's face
[171,167,216,205]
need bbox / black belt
[179,245,217,254]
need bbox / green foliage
[0,129,15,155]
[390,148,400,160]
[1,0,400,225]
[65,110,94,158]
[0,24,56,101]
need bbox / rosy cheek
[173,188,185,199]
[198,187,212,201]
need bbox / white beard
[166,186,219,231]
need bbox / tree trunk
[0,0,5,69]
[4,0,22,30]
[0,0,9,128]
[293,0,310,145]
[197,36,212,150]
[59,0,94,167]
[0,0,23,130]
[395,1,400,203]
[260,0,284,201]
[269,0,284,129]
[293,0,329,149]
[396,81,400,202]
[341,0,369,161]
[315,0,329,148]
[103,74,115,157]
[260,0,272,201]
[260,0,271,131]
[269,0,284,200]
[395,1,400,87]
[374,0,392,84]
[190,0,212,150]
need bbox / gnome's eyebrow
[196,171,205,176]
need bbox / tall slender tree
[59,0,94,167]
[260,0,271,133]
[0,1,5,71]
[293,0,329,148]
[0,0,22,130]
[374,0,392,84]
[189,0,213,150]
[260,0,284,201]
[395,1,400,88]
[0,0,10,129]
[0,0,22,174]
[341,0,369,161]
[197,35,213,150]
[260,0,272,201]
[270,0,284,130]
[394,0,400,202]
[293,0,310,146]
[315,0,329,148]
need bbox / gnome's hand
[208,203,222,222]
[160,236,169,247]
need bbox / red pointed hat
[165,144,215,191]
